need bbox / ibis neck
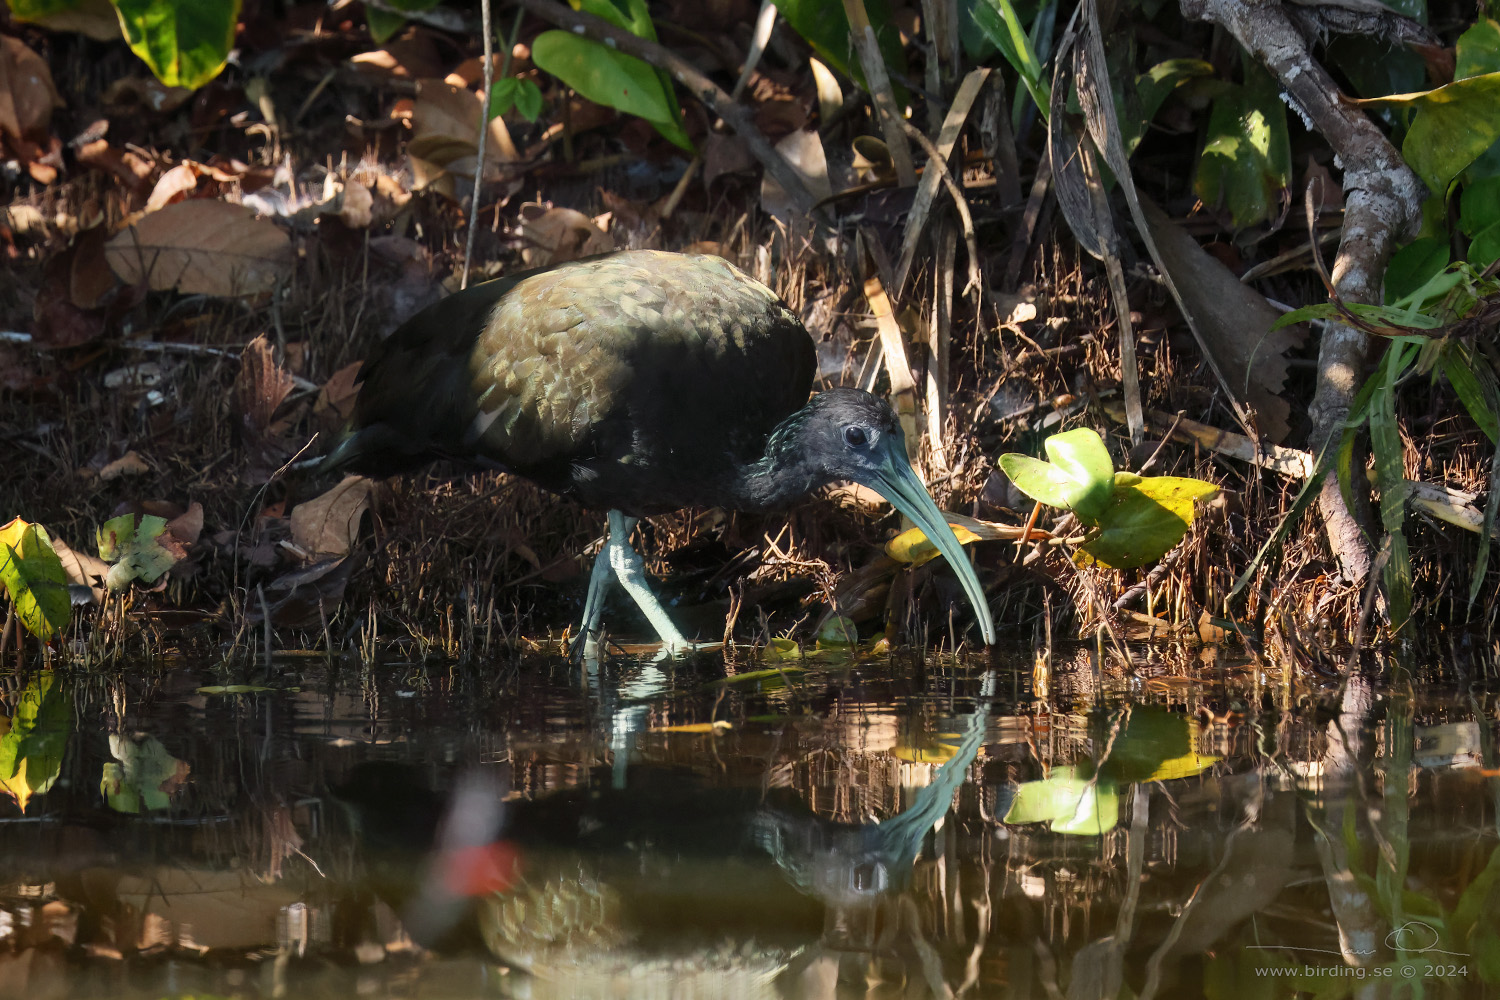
[726,452,823,512]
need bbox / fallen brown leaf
[314,361,363,427]
[246,557,354,627]
[237,335,295,432]
[1140,199,1303,442]
[144,162,201,212]
[69,226,117,309]
[408,78,517,196]
[51,534,109,603]
[0,35,63,142]
[105,200,291,297]
[290,476,372,559]
[99,451,150,480]
[73,138,156,196]
[518,204,615,267]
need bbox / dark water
[0,645,1496,998]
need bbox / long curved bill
[868,441,997,646]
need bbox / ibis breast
[343,251,816,515]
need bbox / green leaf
[1383,531,1413,634]
[971,0,1050,118]
[0,675,71,811]
[1270,300,1445,334]
[1043,428,1116,522]
[1121,59,1213,155]
[998,454,1089,509]
[1076,475,1219,569]
[101,733,188,813]
[1461,176,1500,236]
[0,518,71,642]
[1472,222,1500,268]
[1361,73,1500,194]
[773,0,908,97]
[530,30,692,152]
[1384,237,1450,304]
[97,513,179,590]
[365,7,407,44]
[111,0,240,90]
[517,79,543,120]
[1004,766,1120,835]
[1370,344,1413,534]
[999,428,1117,523]
[1195,60,1291,227]
[1441,343,1500,444]
[1456,18,1500,80]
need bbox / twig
[843,0,916,186]
[460,0,495,291]
[896,118,983,307]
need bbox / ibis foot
[567,510,700,664]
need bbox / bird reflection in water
[338,673,998,997]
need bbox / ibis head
[746,388,996,646]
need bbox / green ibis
[323,250,995,654]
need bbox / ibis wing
[467,252,814,505]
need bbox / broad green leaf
[0,518,70,641]
[1004,766,1120,835]
[1455,18,1500,80]
[0,675,71,811]
[1385,237,1450,304]
[365,7,407,44]
[1359,73,1500,194]
[1441,344,1500,444]
[1076,476,1218,569]
[1195,60,1290,227]
[111,0,240,90]
[886,522,982,567]
[1471,221,1500,268]
[101,733,188,813]
[530,31,693,152]
[972,0,1049,118]
[1043,428,1116,522]
[97,513,179,590]
[998,453,1090,510]
[773,0,908,97]
[1121,59,1213,154]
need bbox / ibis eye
[843,425,868,448]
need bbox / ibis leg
[570,539,615,662]
[604,510,694,654]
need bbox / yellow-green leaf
[0,518,71,641]
[111,0,241,90]
[1076,475,1218,569]
[886,522,983,567]
[97,513,179,590]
